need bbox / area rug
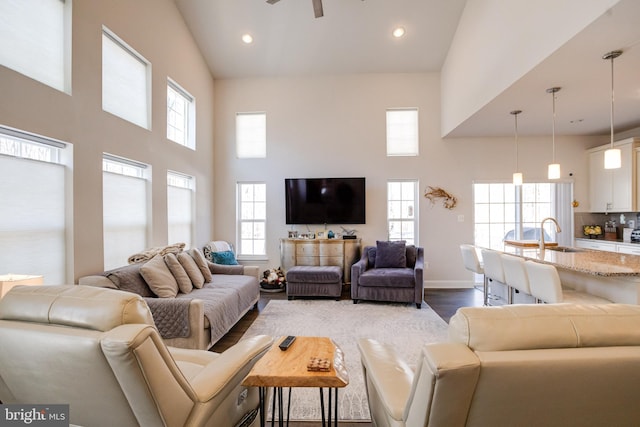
[241,299,449,421]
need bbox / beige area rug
[241,299,449,421]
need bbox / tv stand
[280,238,361,284]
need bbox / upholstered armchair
[351,241,424,308]
[0,285,273,427]
[203,240,260,280]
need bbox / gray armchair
[351,242,424,308]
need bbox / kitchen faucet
[540,217,562,251]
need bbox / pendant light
[603,50,622,169]
[511,110,523,186]
[547,87,561,179]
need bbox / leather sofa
[358,303,640,427]
[0,285,273,427]
[79,248,259,350]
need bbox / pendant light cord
[610,54,615,148]
[552,91,556,162]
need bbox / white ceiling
[174,0,640,138]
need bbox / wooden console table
[242,336,349,427]
[280,239,361,284]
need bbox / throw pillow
[190,248,213,283]
[406,245,417,268]
[211,250,239,265]
[139,254,179,298]
[164,252,193,294]
[106,263,155,297]
[374,240,407,269]
[178,252,205,288]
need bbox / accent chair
[351,241,424,308]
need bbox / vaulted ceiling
[174,0,640,138]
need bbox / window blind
[0,156,66,283]
[386,109,419,156]
[102,29,150,129]
[103,171,148,270]
[167,172,194,249]
[0,0,70,92]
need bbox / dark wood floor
[212,287,484,427]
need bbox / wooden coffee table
[242,336,349,427]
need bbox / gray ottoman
[286,266,343,300]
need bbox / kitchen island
[503,244,640,304]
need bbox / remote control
[279,335,296,351]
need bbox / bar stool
[460,244,486,304]
[524,260,612,304]
[480,249,507,305]
[501,253,532,304]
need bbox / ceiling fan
[267,0,324,19]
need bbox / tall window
[0,0,72,93]
[102,27,151,129]
[167,79,195,149]
[103,154,150,270]
[167,171,194,249]
[236,112,266,158]
[0,125,70,284]
[237,182,266,258]
[474,182,573,250]
[387,180,418,245]
[386,108,419,156]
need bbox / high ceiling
[174,0,640,138]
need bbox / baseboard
[424,280,476,289]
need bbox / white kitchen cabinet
[574,238,617,252]
[588,138,639,213]
[616,242,640,255]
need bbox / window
[236,112,266,158]
[386,108,419,156]
[0,0,72,93]
[167,79,195,149]
[237,182,266,258]
[102,27,151,129]
[474,182,573,250]
[167,171,195,249]
[103,154,150,270]
[0,125,69,284]
[387,180,418,245]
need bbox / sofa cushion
[211,250,239,265]
[359,268,415,288]
[375,240,407,269]
[164,253,193,294]
[105,263,155,297]
[178,252,205,288]
[190,248,213,283]
[140,254,179,298]
[406,245,417,268]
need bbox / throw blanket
[144,298,191,339]
[128,243,186,264]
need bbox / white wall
[213,73,602,287]
[0,0,215,280]
[441,0,620,136]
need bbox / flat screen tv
[285,177,366,225]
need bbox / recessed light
[242,34,254,44]
[392,27,405,38]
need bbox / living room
[3,0,640,426]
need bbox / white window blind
[102,28,150,129]
[238,182,266,257]
[167,79,195,149]
[167,171,194,249]
[236,112,266,158]
[386,108,419,156]
[0,128,67,284]
[103,155,149,270]
[0,0,71,93]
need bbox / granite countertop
[503,246,640,277]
